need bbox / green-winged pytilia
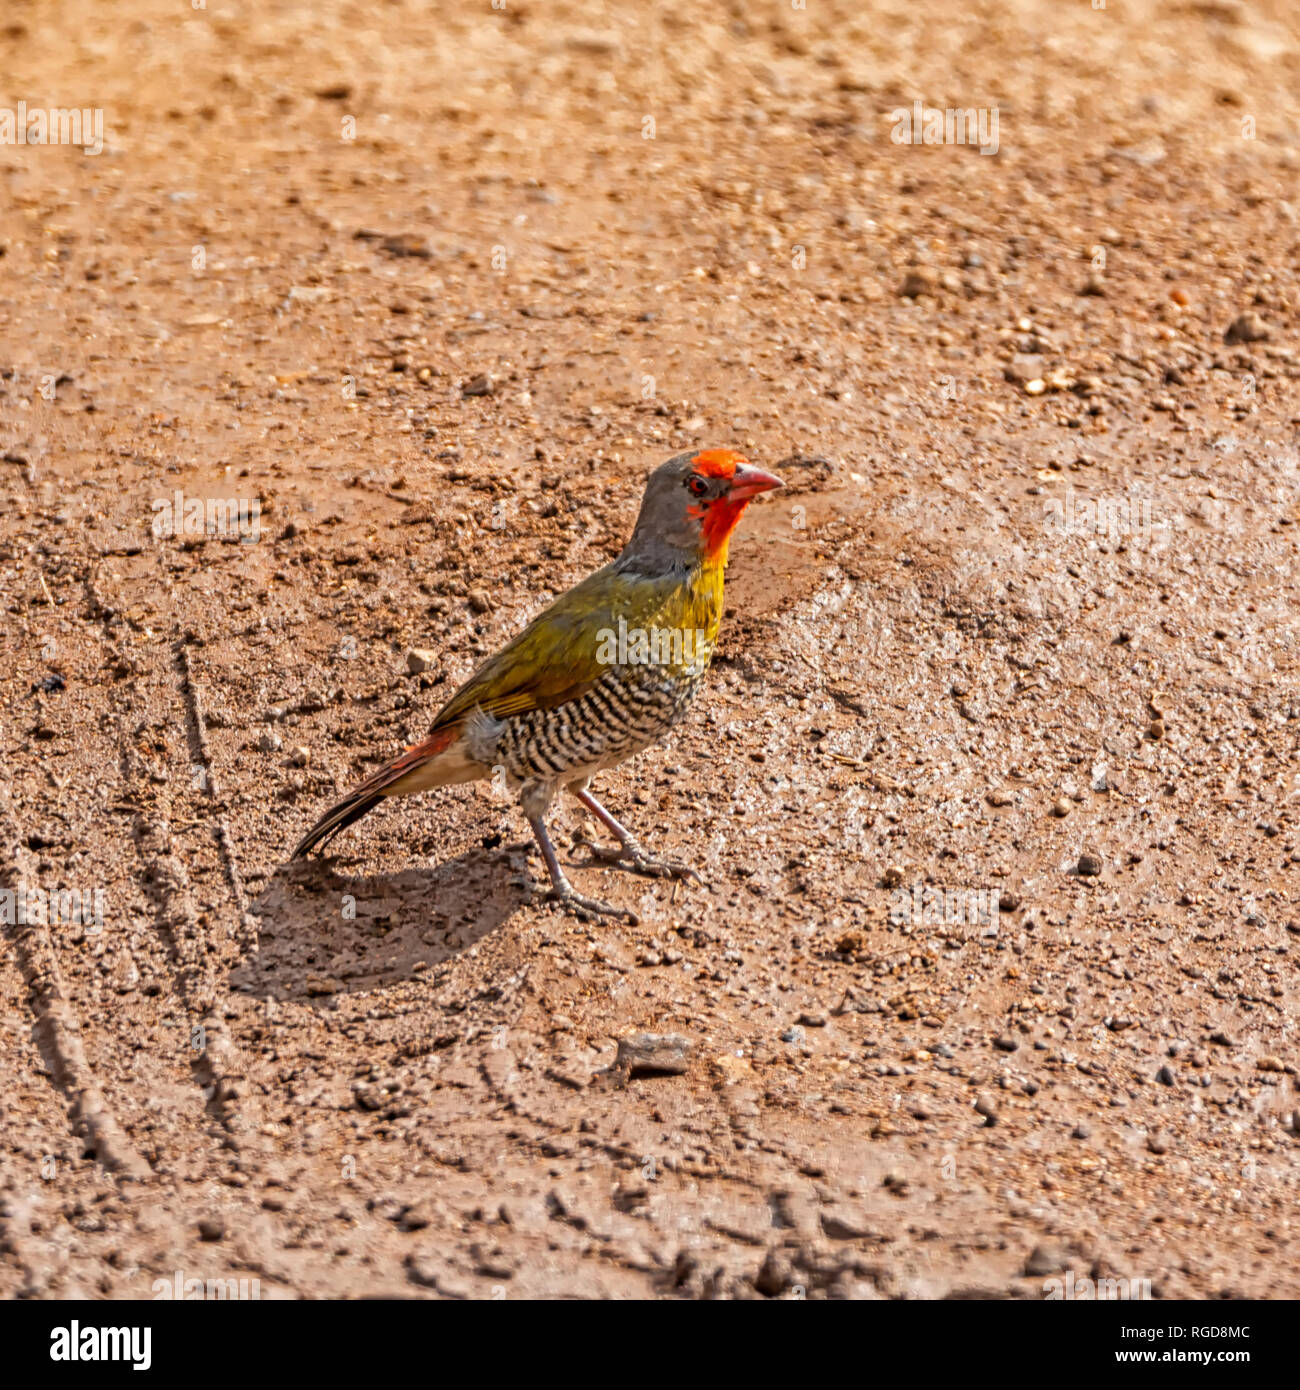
[293,449,783,921]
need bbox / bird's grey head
[619,449,784,572]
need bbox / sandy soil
[2,0,1299,1299]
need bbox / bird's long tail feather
[291,726,461,858]
[291,785,387,859]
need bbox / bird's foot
[542,881,639,926]
[573,833,701,884]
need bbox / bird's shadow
[233,845,535,1001]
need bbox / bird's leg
[572,788,700,883]
[526,814,638,925]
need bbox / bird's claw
[542,884,639,926]
[573,834,701,884]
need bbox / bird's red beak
[727,464,784,501]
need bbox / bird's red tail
[291,726,462,858]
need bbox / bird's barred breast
[496,663,706,783]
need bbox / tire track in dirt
[0,788,150,1179]
[116,642,268,1157]
[83,560,269,1158]
[177,644,261,958]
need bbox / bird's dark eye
[687,475,709,497]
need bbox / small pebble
[1023,1243,1067,1276]
[613,1032,691,1078]
[1223,311,1270,345]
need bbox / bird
[292,448,783,921]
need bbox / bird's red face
[681,449,784,561]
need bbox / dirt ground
[2,0,1299,1300]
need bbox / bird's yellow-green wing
[429,562,714,729]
